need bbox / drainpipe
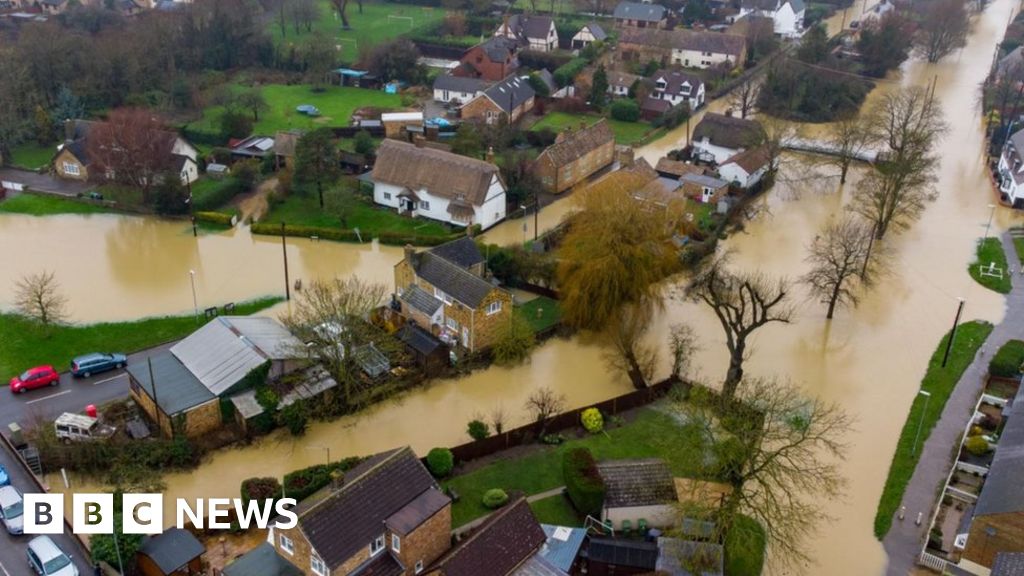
[471,308,476,352]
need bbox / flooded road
[9,0,1024,572]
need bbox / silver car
[0,485,23,534]
[27,536,78,576]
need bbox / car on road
[10,366,59,394]
[27,535,78,575]
[0,463,8,486]
[0,485,24,535]
[69,352,126,378]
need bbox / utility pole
[941,298,966,368]
[189,270,198,323]
[533,189,539,241]
[148,356,163,436]
[282,222,291,301]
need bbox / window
[279,534,294,555]
[419,200,430,210]
[415,561,424,574]
[384,192,392,201]
[434,288,453,305]
[446,317,459,330]
[487,301,502,315]
[63,162,80,176]
[392,534,401,552]
[371,535,385,556]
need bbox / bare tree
[525,386,566,437]
[490,405,508,434]
[668,323,699,381]
[15,271,69,327]
[330,0,350,28]
[290,0,317,32]
[852,88,947,239]
[603,304,659,389]
[85,108,177,201]
[729,78,760,119]
[802,216,878,319]
[825,116,872,184]
[916,0,969,63]
[686,259,794,399]
[672,378,851,573]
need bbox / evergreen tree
[590,65,609,108]
[49,86,84,137]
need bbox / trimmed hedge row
[194,211,236,226]
[282,456,364,502]
[554,58,588,88]
[563,447,605,517]
[192,177,247,211]
[250,221,478,247]
[990,339,1024,377]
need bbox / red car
[10,366,59,394]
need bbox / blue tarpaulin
[336,68,368,77]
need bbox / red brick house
[460,75,536,125]
[264,447,452,576]
[453,37,521,82]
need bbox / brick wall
[461,96,502,124]
[274,524,375,576]
[458,46,516,82]
[182,400,222,438]
[393,504,452,574]
[53,149,88,181]
[962,512,1024,568]
[550,141,615,193]
[129,380,173,438]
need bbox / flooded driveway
[11,1,1024,572]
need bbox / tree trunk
[839,159,849,184]
[826,286,839,319]
[723,343,745,399]
[624,350,647,390]
[317,181,324,208]
[340,0,349,28]
[357,0,362,13]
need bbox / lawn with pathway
[968,237,1012,293]
[516,296,561,333]
[531,112,663,146]
[0,297,281,379]
[185,84,402,139]
[873,320,994,538]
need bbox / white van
[0,485,23,534]
[53,413,116,443]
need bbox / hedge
[282,457,365,502]
[554,58,589,88]
[426,448,454,477]
[610,99,641,122]
[194,211,236,226]
[250,221,479,247]
[519,50,573,73]
[240,477,283,508]
[563,447,605,517]
[989,339,1024,377]
[181,126,226,148]
[192,177,246,211]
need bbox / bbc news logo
[23,493,298,535]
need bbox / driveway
[0,341,179,431]
[0,168,93,198]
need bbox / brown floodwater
[17,2,1024,573]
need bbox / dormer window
[371,534,385,556]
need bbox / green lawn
[516,297,561,333]
[0,297,282,380]
[873,320,994,539]
[1012,234,1024,266]
[531,112,660,146]
[269,0,446,62]
[528,493,581,526]
[968,237,1012,294]
[444,407,706,528]
[9,144,54,170]
[0,193,114,216]
[186,84,403,139]
[264,187,452,237]
[726,515,766,576]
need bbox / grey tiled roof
[403,284,444,315]
[993,552,1024,576]
[582,21,607,40]
[614,1,666,22]
[511,555,568,576]
[681,173,728,189]
[434,75,490,94]
[429,236,485,269]
[429,498,546,576]
[413,253,496,308]
[138,529,204,574]
[598,458,677,507]
[222,543,303,576]
[483,75,536,114]
[692,113,763,150]
[651,68,703,98]
[126,353,215,415]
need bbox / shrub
[989,339,1024,377]
[282,457,364,502]
[240,477,283,508]
[467,419,490,441]
[482,488,509,509]
[553,58,588,88]
[563,447,605,517]
[610,99,641,122]
[581,408,604,433]
[278,401,309,436]
[426,447,454,477]
[255,386,280,411]
[193,211,235,226]
[220,110,253,140]
[965,436,991,456]
[492,315,536,366]
[191,177,246,211]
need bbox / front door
[462,327,470,349]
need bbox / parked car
[69,353,126,378]
[9,366,59,394]
[0,463,8,486]
[0,485,24,535]
[54,413,117,443]
[27,536,78,576]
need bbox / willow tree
[558,170,684,387]
[853,88,947,239]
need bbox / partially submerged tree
[603,304,659,389]
[728,77,759,119]
[801,216,876,319]
[294,127,340,208]
[824,116,872,185]
[673,378,851,573]
[15,270,69,327]
[852,88,947,239]
[668,323,699,381]
[857,13,913,77]
[686,259,794,399]
[915,0,969,63]
[492,314,537,366]
[525,386,566,437]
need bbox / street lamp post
[984,203,997,241]
[912,390,932,456]
[189,270,198,323]
[306,444,330,465]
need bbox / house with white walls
[738,0,805,38]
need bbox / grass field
[9,144,54,170]
[264,188,452,237]
[186,84,403,138]
[528,493,580,526]
[968,237,1012,294]
[516,296,561,333]
[0,193,114,216]
[873,320,994,539]
[531,112,660,146]
[0,297,282,380]
[269,0,446,61]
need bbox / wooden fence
[445,378,684,464]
